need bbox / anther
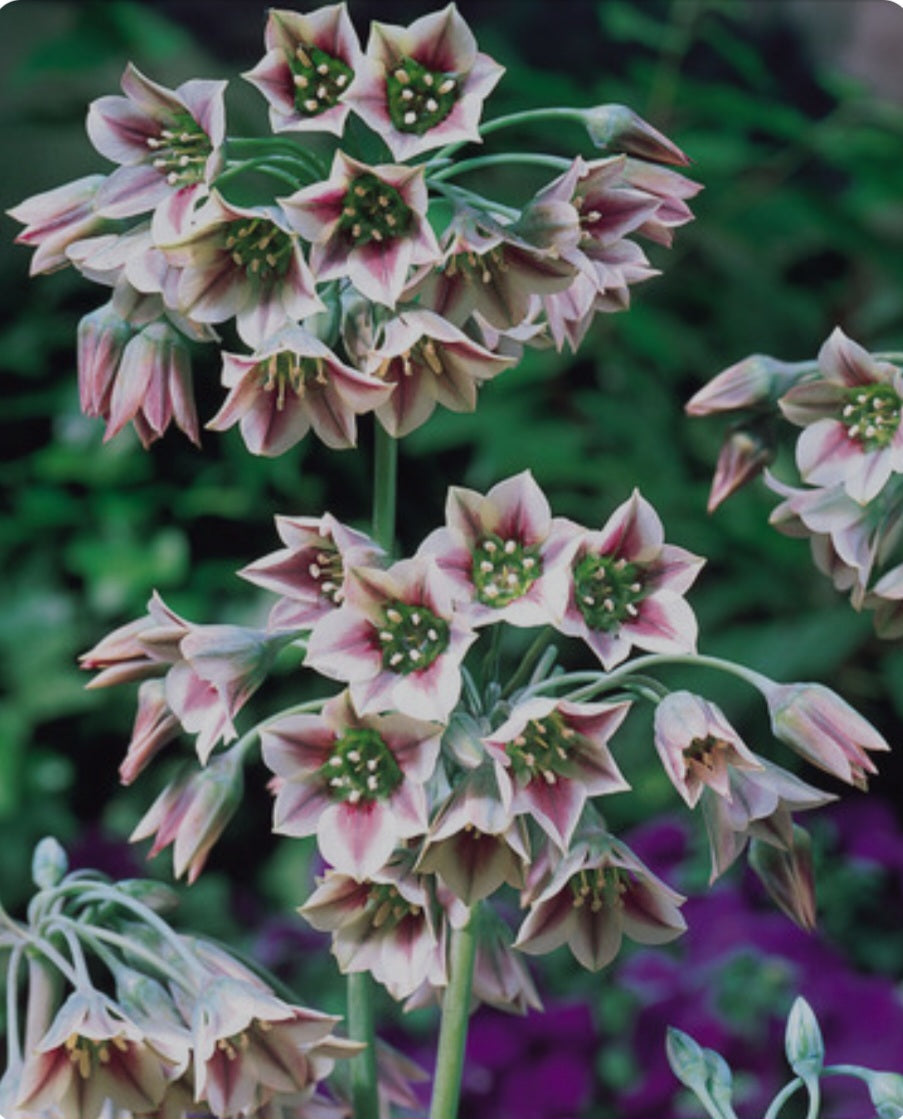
[438,79,456,94]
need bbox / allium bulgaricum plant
[5,5,899,1119]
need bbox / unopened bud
[32,837,68,889]
[581,103,690,166]
[686,355,810,416]
[707,427,774,512]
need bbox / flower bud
[686,355,810,416]
[581,103,690,166]
[707,427,775,512]
[32,836,68,889]
[749,825,816,931]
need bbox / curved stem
[480,106,586,138]
[215,158,305,192]
[429,906,480,1119]
[428,179,520,220]
[68,888,199,973]
[55,918,197,994]
[763,1076,804,1119]
[430,152,571,184]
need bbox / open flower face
[241,511,384,632]
[485,696,631,850]
[305,556,478,722]
[418,470,578,627]
[280,152,440,308]
[515,837,686,971]
[262,690,441,879]
[362,308,514,437]
[653,690,763,809]
[344,4,504,161]
[87,63,226,232]
[243,4,363,135]
[159,194,322,347]
[559,491,704,670]
[207,325,392,455]
[780,327,903,504]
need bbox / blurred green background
[1,0,903,1113]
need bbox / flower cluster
[687,327,903,637]
[9,3,699,452]
[80,471,888,1005]
[0,840,363,1119]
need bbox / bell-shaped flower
[159,193,323,347]
[485,696,630,850]
[344,4,504,161]
[301,856,448,1000]
[416,761,530,903]
[87,63,226,232]
[754,676,890,790]
[515,834,686,971]
[130,745,244,883]
[207,325,392,455]
[119,680,181,786]
[706,426,774,512]
[558,490,704,670]
[418,470,578,627]
[280,152,440,307]
[749,824,817,930]
[191,976,346,1118]
[8,174,109,275]
[361,307,513,437]
[780,327,903,504]
[653,690,763,809]
[16,988,185,1119]
[305,556,478,722]
[261,690,441,879]
[700,758,834,881]
[243,3,363,136]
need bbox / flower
[159,193,322,347]
[685,353,810,416]
[280,152,440,308]
[754,677,890,790]
[87,63,226,232]
[301,857,448,1000]
[558,491,704,670]
[417,470,577,627]
[8,174,109,274]
[653,691,763,809]
[261,690,441,879]
[343,4,504,161]
[705,427,775,512]
[206,325,391,455]
[129,746,244,883]
[240,511,384,632]
[780,327,903,504]
[243,4,363,136]
[515,834,686,971]
[748,824,817,930]
[305,556,477,722]
[119,680,180,786]
[484,696,631,849]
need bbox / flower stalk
[429,905,481,1119]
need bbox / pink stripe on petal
[318,800,397,879]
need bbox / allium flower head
[305,556,477,721]
[344,4,504,161]
[262,690,441,879]
[485,696,631,849]
[418,470,577,627]
[653,690,763,809]
[243,4,363,135]
[8,175,109,275]
[780,327,903,504]
[87,63,226,231]
[515,835,686,971]
[559,491,704,669]
[241,511,384,632]
[207,325,391,455]
[281,152,440,308]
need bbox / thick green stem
[429,907,480,1119]
[372,422,398,554]
[348,971,380,1119]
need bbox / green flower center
[506,711,575,783]
[568,865,629,912]
[573,553,644,632]
[145,111,211,187]
[339,173,413,248]
[842,384,901,450]
[304,540,344,606]
[378,600,449,675]
[224,219,293,281]
[472,533,543,608]
[65,1032,129,1078]
[258,350,330,410]
[386,57,459,136]
[321,727,402,804]
[290,44,353,117]
[366,882,421,929]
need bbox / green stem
[501,629,553,698]
[429,907,480,1119]
[348,971,380,1119]
[480,106,587,138]
[763,1076,803,1119]
[372,422,398,554]
[215,158,305,192]
[430,152,571,184]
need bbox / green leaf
[785,997,824,1078]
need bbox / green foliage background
[1,0,902,1107]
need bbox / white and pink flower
[8,175,109,275]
